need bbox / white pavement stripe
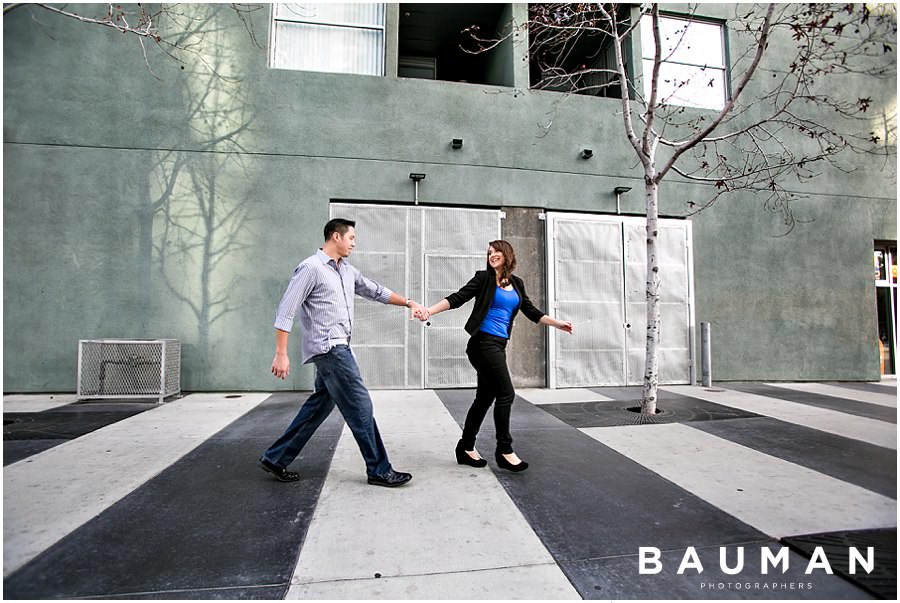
[662,385,897,450]
[3,394,80,413]
[290,564,574,599]
[517,388,614,405]
[581,423,897,538]
[3,393,269,577]
[766,382,898,408]
[286,389,579,600]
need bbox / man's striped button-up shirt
[274,249,393,364]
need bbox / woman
[417,240,573,471]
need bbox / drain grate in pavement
[782,528,896,600]
[539,395,759,428]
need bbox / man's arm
[272,329,291,379]
[353,268,426,317]
[271,262,315,379]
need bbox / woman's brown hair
[487,240,517,286]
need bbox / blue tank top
[479,285,520,338]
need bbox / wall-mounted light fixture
[409,173,426,205]
[451,138,464,150]
[581,149,593,159]
[613,186,632,214]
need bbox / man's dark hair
[324,218,355,241]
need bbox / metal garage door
[330,203,501,388]
[546,213,695,387]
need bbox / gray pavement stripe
[662,385,897,450]
[286,389,580,599]
[3,440,63,466]
[80,585,287,600]
[535,394,759,428]
[768,382,897,408]
[723,382,896,423]
[581,423,896,538]
[824,380,897,395]
[690,417,897,499]
[3,393,342,600]
[3,393,269,578]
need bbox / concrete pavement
[3,379,896,599]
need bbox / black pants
[462,332,515,454]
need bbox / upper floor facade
[6,3,896,210]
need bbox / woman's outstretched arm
[413,298,450,321]
[540,314,574,334]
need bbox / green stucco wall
[4,3,896,392]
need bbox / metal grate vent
[77,339,181,403]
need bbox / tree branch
[656,3,777,182]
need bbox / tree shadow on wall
[136,5,260,374]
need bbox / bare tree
[469,3,896,412]
[3,3,265,78]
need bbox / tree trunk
[642,179,661,414]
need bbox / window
[398,4,509,85]
[270,3,385,75]
[640,14,727,110]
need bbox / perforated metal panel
[424,254,485,387]
[330,203,501,388]
[551,219,626,387]
[547,214,694,388]
[77,339,181,403]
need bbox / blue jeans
[262,345,392,478]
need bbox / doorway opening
[874,242,897,375]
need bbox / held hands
[411,303,431,321]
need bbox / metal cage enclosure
[77,339,181,403]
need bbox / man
[260,218,423,487]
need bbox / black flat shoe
[258,458,300,482]
[495,451,528,472]
[368,469,413,487]
[455,442,487,467]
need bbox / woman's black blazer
[445,270,546,337]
